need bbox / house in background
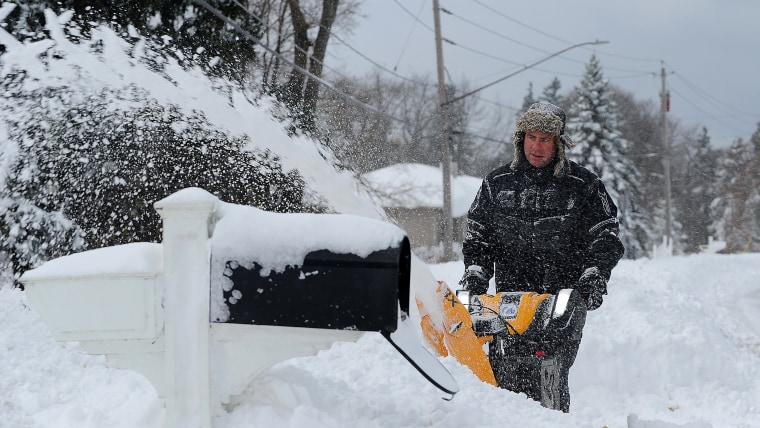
[362,163,482,251]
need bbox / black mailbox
[218,236,410,333]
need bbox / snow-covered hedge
[0,7,320,279]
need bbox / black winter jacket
[462,160,625,295]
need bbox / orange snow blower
[417,282,587,408]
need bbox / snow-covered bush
[1,77,310,277]
[0,6,314,280]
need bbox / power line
[471,0,571,45]
[192,0,418,127]
[391,0,435,32]
[470,0,661,65]
[394,0,570,76]
[226,0,431,90]
[444,3,645,77]
[240,0,436,92]
[294,0,647,117]
[192,0,518,154]
[317,4,644,145]
[324,34,425,85]
[465,0,659,77]
[669,87,752,136]
[294,7,430,86]
[275,1,633,124]
[392,0,428,72]
[654,62,759,139]
[296,0,659,99]
[232,0,516,140]
[275,0,546,123]
[223,0,372,84]
[444,40,609,106]
[442,6,554,55]
[441,67,521,113]
[442,38,526,67]
[435,6,587,74]
[296,1,756,151]
[206,0,748,161]
[471,93,520,112]
[303,2,524,129]
[667,67,759,119]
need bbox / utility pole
[429,3,605,261]
[660,63,672,245]
[432,0,455,261]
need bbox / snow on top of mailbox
[154,186,217,208]
[208,199,407,322]
[19,243,163,281]
[211,201,407,273]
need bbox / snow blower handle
[455,289,487,314]
[455,289,473,309]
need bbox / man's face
[524,131,556,168]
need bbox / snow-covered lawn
[2,253,759,428]
[3,7,759,428]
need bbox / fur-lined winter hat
[510,102,576,177]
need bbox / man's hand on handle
[576,267,607,311]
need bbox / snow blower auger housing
[456,288,587,411]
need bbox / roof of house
[362,163,483,217]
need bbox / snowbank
[3,253,760,427]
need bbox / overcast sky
[326,0,760,149]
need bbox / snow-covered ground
[3,8,760,428]
[2,253,760,428]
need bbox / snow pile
[0,287,163,428]
[569,254,760,427]
[19,243,163,280]
[2,253,760,427]
[2,7,760,428]
[211,200,406,274]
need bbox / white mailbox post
[154,190,215,428]
[21,187,457,428]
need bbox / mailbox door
[219,239,410,333]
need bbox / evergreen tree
[710,124,760,253]
[539,77,563,106]
[609,90,662,241]
[674,127,719,252]
[749,122,760,251]
[519,82,537,115]
[566,54,652,258]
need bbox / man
[460,102,624,412]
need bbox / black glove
[576,267,607,311]
[459,265,489,295]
